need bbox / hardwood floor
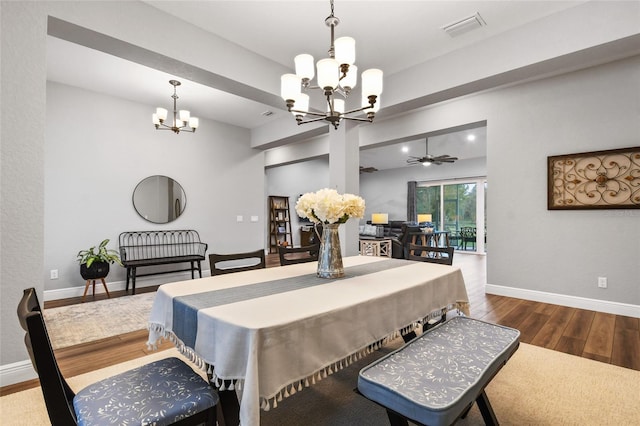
[2,253,638,397]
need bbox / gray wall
[0,0,269,372]
[361,56,640,308]
[484,57,640,305]
[1,0,48,374]
[265,157,329,246]
[44,82,265,295]
[360,157,487,221]
[267,55,640,311]
[2,0,638,383]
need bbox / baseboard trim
[0,360,37,388]
[43,270,210,301]
[485,284,640,318]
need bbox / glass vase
[316,223,344,278]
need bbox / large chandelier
[152,80,199,134]
[280,0,383,130]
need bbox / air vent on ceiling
[442,12,486,38]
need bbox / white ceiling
[360,126,487,171]
[143,0,584,75]
[46,1,585,169]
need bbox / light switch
[236,215,243,222]
[251,216,259,222]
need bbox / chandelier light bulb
[156,108,168,122]
[339,64,357,91]
[317,58,340,90]
[281,74,301,100]
[188,117,199,129]
[362,68,383,97]
[294,93,310,117]
[152,114,160,125]
[334,37,355,66]
[179,110,190,123]
[294,54,315,80]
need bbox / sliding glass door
[443,183,476,234]
[415,186,441,227]
[416,178,486,252]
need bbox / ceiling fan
[406,138,458,166]
[359,166,378,174]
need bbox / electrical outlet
[50,269,59,280]
[250,216,259,222]
[597,276,607,288]
[236,215,243,222]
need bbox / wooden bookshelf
[268,195,293,253]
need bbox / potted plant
[77,239,123,280]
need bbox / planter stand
[80,262,111,302]
[82,278,111,302]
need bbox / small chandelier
[280,0,383,130]
[152,80,199,134]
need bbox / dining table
[147,255,469,425]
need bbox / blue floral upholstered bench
[358,316,520,426]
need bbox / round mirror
[132,175,186,224]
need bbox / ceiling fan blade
[432,155,458,162]
[407,137,458,165]
[406,157,426,164]
[359,166,378,173]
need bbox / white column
[329,120,360,256]
[476,179,486,253]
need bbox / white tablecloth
[148,256,469,425]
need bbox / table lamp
[371,213,388,237]
[371,213,389,225]
[417,214,432,224]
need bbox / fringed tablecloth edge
[147,301,469,411]
[147,323,212,373]
[257,301,469,412]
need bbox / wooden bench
[358,317,520,426]
[119,230,207,294]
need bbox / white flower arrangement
[296,188,365,224]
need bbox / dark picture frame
[547,146,640,210]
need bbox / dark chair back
[278,244,319,266]
[407,244,455,265]
[460,227,477,250]
[17,288,78,424]
[209,249,266,275]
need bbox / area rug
[43,292,155,349]
[2,343,638,425]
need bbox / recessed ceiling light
[467,134,476,141]
[401,146,409,153]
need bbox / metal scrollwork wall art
[548,147,640,210]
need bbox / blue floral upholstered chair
[17,287,218,425]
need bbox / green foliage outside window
[416,183,477,232]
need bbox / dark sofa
[362,220,422,259]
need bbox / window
[415,178,486,252]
